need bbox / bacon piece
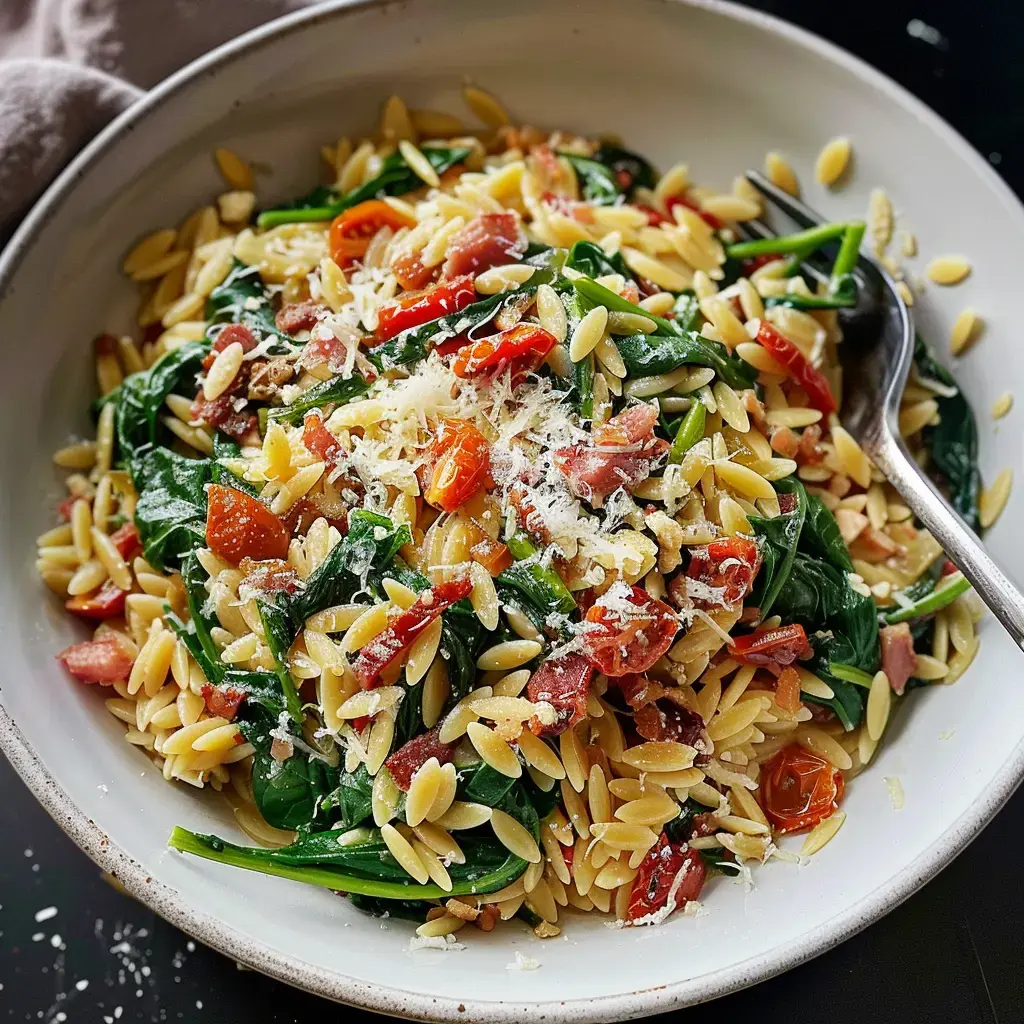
[110,521,142,561]
[238,557,302,597]
[57,635,134,685]
[201,323,256,369]
[526,654,594,737]
[352,578,473,689]
[384,727,456,790]
[880,622,916,696]
[442,212,526,279]
[276,301,325,334]
[555,404,668,502]
[769,425,801,459]
[190,359,258,444]
[201,683,247,722]
[633,702,706,746]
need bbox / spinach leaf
[803,635,866,730]
[265,373,370,425]
[256,146,472,228]
[914,335,981,529]
[369,262,560,369]
[748,478,807,618]
[257,599,304,724]
[323,765,374,830]
[573,351,595,419]
[115,341,208,466]
[205,259,279,340]
[460,763,518,807]
[557,152,621,205]
[165,552,223,682]
[801,493,854,572]
[594,143,656,194]
[394,682,423,748]
[884,572,970,624]
[565,240,632,281]
[439,608,485,705]
[671,292,701,332]
[497,532,576,621]
[667,400,705,464]
[613,331,755,390]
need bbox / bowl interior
[2,0,1024,1019]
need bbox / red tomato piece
[329,199,416,269]
[424,418,491,513]
[774,665,803,715]
[451,324,557,383]
[756,320,836,415]
[201,323,257,369]
[392,249,436,292]
[374,275,476,344]
[759,743,845,834]
[665,193,723,230]
[442,211,526,279]
[526,654,594,737]
[201,683,247,723]
[582,583,680,678]
[56,495,79,522]
[65,579,128,620]
[685,536,763,606]
[110,521,142,561]
[352,578,474,689]
[728,623,812,668]
[627,834,707,923]
[276,301,325,335]
[205,484,290,566]
[742,252,782,275]
[57,635,135,685]
[302,411,343,469]
[384,727,456,791]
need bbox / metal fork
[740,170,1024,649]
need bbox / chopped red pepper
[375,275,476,343]
[450,324,557,383]
[728,623,812,668]
[756,320,836,415]
[352,578,474,689]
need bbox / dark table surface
[3,1,1023,1021]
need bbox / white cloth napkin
[0,0,309,237]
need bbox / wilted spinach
[205,259,280,340]
[557,152,621,205]
[594,143,655,194]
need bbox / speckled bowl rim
[2,0,1023,1019]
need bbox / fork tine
[744,169,825,230]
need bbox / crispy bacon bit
[110,521,142,560]
[190,358,258,444]
[795,423,824,465]
[57,635,134,685]
[526,654,594,737]
[276,301,325,334]
[633,702,706,746]
[202,323,256,370]
[880,622,916,696]
[442,212,526,279]
[769,425,801,459]
[385,727,455,790]
[248,357,294,400]
[555,404,668,502]
[777,491,799,515]
[352,578,473,689]
[582,583,679,678]
[474,904,500,932]
[201,683,247,722]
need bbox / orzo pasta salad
[41,88,992,939]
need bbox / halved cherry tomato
[329,200,416,269]
[526,654,594,737]
[685,537,763,606]
[665,193,723,230]
[756,320,836,415]
[302,411,343,470]
[424,418,491,513]
[582,583,679,678]
[65,579,128,620]
[728,623,812,668]
[110,521,142,561]
[374,275,476,343]
[205,484,290,566]
[352,578,474,689]
[627,833,706,922]
[759,743,844,834]
[742,252,782,275]
[57,635,135,685]
[451,324,557,382]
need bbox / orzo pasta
[42,91,993,940]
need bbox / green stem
[828,662,874,688]
[574,352,595,419]
[884,572,970,624]
[829,221,865,283]
[725,222,849,261]
[507,532,577,614]
[667,400,706,464]
[571,278,677,337]
[257,206,339,228]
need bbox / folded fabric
[0,0,308,238]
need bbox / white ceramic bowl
[3,0,1023,1019]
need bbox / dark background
[3,1,1023,1021]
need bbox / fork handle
[874,428,1024,650]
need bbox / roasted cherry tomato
[205,484,290,566]
[109,521,142,561]
[201,683,247,722]
[352,578,474,689]
[329,199,416,269]
[65,579,128,620]
[756,320,836,415]
[627,833,707,922]
[424,418,491,513]
[728,623,812,668]
[391,249,435,291]
[526,654,594,737]
[374,275,477,343]
[759,743,845,834]
[685,536,763,606]
[582,583,679,678]
[451,324,557,382]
